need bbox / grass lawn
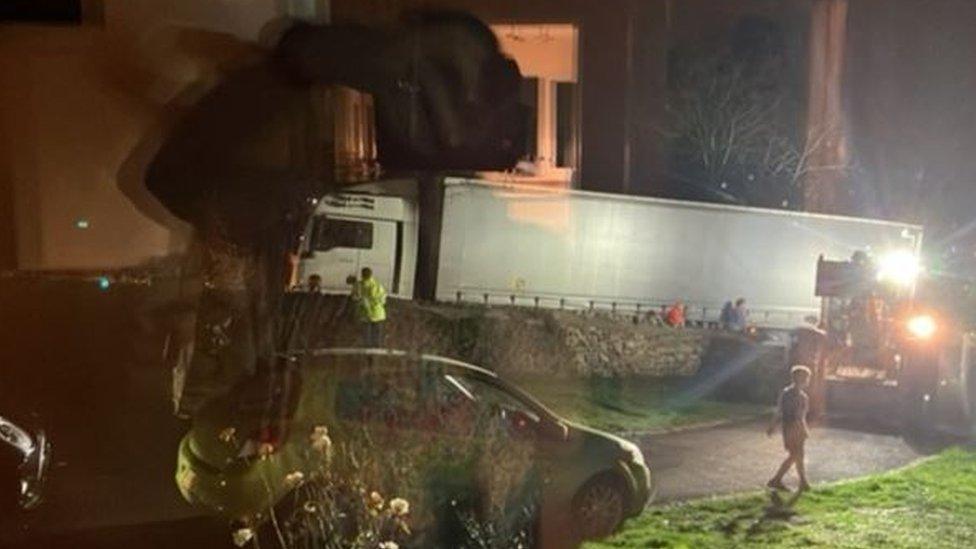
[517,377,769,434]
[587,448,976,549]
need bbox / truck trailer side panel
[435,179,921,327]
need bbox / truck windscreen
[312,217,374,251]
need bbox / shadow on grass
[718,489,806,541]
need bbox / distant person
[720,300,735,330]
[306,274,322,293]
[344,275,357,300]
[766,365,812,492]
[730,298,748,331]
[340,274,359,314]
[643,309,663,327]
[352,267,387,347]
[665,300,686,328]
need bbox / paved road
[8,419,926,548]
[638,419,925,503]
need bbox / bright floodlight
[876,249,920,286]
[907,314,937,339]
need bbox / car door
[331,359,479,544]
[436,372,544,533]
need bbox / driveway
[639,419,924,502]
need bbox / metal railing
[447,288,816,330]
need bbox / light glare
[877,249,920,286]
[907,314,936,339]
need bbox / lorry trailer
[297,178,922,329]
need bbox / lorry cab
[297,192,419,298]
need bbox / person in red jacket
[665,300,686,328]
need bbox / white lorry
[297,178,922,328]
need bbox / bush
[243,415,540,548]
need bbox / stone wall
[698,333,790,405]
[300,296,708,378]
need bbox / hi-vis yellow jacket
[355,277,387,322]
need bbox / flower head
[284,471,305,488]
[368,490,384,510]
[309,425,332,453]
[389,497,410,517]
[231,527,254,547]
[257,442,275,459]
[378,542,399,549]
[218,427,237,444]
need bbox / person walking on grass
[352,267,387,347]
[767,365,812,492]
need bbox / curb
[617,412,770,439]
[654,452,942,508]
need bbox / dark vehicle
[176,349,653,544]
[795,250,976,434]
[0,415,50,510]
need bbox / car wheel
[571,474,626,541]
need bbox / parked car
[0,415,50,510]
[176,348,653,545]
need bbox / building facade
[4,1,883,271]
[0,0,295,270]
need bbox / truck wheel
[965,364,976,428]
[899,375,936,436]
[898,351,940,435]
[900,390,927,435]
[571,474,626,541]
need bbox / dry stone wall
[302,296,707,378]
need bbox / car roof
[302,347,561,423]
[304,347,498,378]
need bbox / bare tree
[653,45,846,209]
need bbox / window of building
[520,78,540,161]
[492,24,579,184]
[555,82,579,168]
[0,1,97,24]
